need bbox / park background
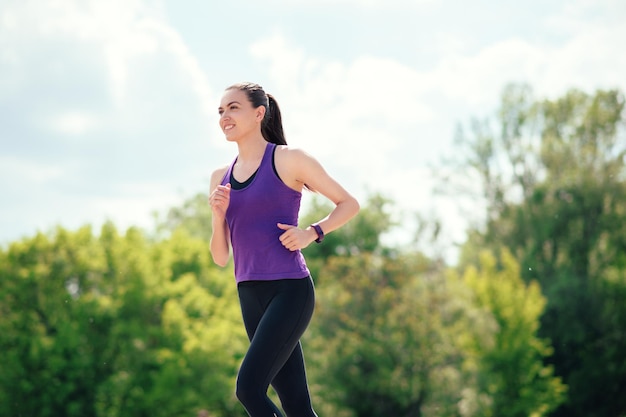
[1,0,625,416]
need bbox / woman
[208,82,359,417]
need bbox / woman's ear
[256,106,266,122]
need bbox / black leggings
[236,277,318,417]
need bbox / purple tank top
[221,142,310,283]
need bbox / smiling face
[218,88,266,142]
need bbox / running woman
[209,82,359,417]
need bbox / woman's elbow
[350,195,361,217]
[215,259,229,268]
[212,253,229,267]
[210,243,230,267]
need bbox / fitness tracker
[311,223,324,243]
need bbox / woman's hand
[277,223,317,251]
[209,183,231,220]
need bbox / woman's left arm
[276,147,360,251]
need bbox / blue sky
[1,0,625,258]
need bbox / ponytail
[261,94,287,145]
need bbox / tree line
[0,84,624,417]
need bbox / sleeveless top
[221,142,310,283]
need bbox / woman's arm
[275,147,360,251]
[208,167,231,266]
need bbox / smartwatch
[311,223,324,243]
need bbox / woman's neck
[236,135,267,164]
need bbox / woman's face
[218,89,265,142]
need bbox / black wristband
[311,223,324,243]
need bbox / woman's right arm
[209,167,231,267]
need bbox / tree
[0,226,110,417]
[451,84,626,417]
[300,192,399,283]
[457,249,566,417]
[0,223,248,417]
[307,252,473,417]
[306,246,565,417]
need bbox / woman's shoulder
[211,164,230,178]
[210,164,230,187]
[274,145,325,189]
[275,144,313,162]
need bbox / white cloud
[267,0,437,8]
[429,38,540,106]
[83,183,184,232]
[250,33,434,184]
[2,0,625,263]
[0,0,224,243]
[246,5,626,260]
[49,111,99,136]
[0,155,66,185]
[538,27,626,97]
[0,0,217,119]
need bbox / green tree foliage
[301,192,398,282]
[301,193,397,258]
[307,252,472,417]
[0,226,110,417]
[0,223,247,417]
[456,249,566,417]
[453,84,626,417]
[306,246,564,417]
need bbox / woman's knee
[280,395,316,417]
[235,376,257,407]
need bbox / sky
[1,0,625,260]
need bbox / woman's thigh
[237,277,315,384]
